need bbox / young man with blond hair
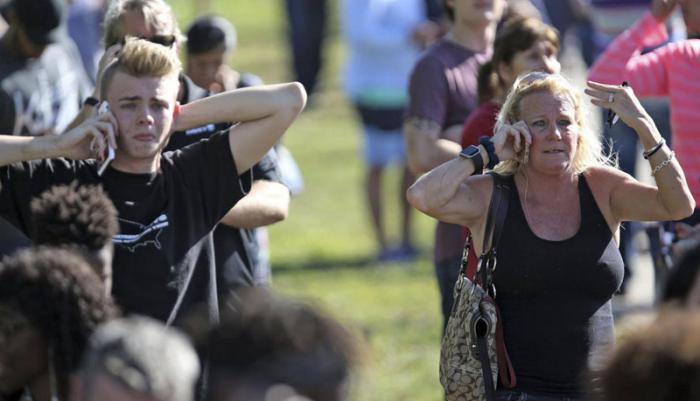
[88,0,292,292]
[0,38,306,324]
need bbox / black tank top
[493,174,624,397]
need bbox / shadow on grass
[273,255,376,273]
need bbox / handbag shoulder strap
[481,172,511,255]
[460,173,511,279]
[478,173,511,289]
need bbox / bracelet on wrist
[643,138,665,159]
[651,151,674,176]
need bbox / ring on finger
[608,92,614,103]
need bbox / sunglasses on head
[120,34,177,48]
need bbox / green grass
[169,0,444,399]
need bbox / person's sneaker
[377,245,419,263]
[396,243,419,260]
[377,247,397,262]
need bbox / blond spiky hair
[100,37,181,99]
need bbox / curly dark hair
[597,307,700,401]
[0,247,118,398]
[30,182,119,251]
[197,289,360,401]
[663,239,700,305]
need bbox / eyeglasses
[120,34,177,48]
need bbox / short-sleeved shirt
[0,132,250,323]
[215,150,281,293]
[407,38,489,131]
[406,38,490,263]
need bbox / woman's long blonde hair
[493,72,615,175]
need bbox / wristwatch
[459,145,484,175]
[479,136,499,169]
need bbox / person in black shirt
[84,1,290,293]
[0,38,306,325]
[408,73,693,399]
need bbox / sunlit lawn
[170,0,445,399]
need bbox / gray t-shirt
[406,38,489,263]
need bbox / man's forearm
[173,83,305,132]
[405,119,462,173]
[219,181,290,229]
[0,135,57,166]
[175,82,306,174]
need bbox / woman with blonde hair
[407,72,694,400]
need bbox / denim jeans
[496,390,580,401]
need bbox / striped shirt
[588,12,700,202]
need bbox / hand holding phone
[97,102,115,176]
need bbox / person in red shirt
[461,17,561,150]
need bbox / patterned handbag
[439,173,516,401]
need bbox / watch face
[461,145,480,159]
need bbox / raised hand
[585,80,651,133]
[57,106,118,161]
[492,120,532,162]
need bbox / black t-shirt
[0,215,30,258]
[0,35,91,136]
[214,150,281,294]
[0,132,251,322]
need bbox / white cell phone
[97,102,115,176]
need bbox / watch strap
[459,145,484,175]
[479,136,499,169]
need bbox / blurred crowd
[0,0,700,401]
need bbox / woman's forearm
[407,147,484,215]
[649,146,695,219]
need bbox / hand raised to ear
[492,120,532,162]
[57,109,118,161]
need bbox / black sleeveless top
[493,174,624,397]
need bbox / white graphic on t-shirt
[114,214,169,252]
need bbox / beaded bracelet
[651,151,675,176]
[643,138,665,159]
